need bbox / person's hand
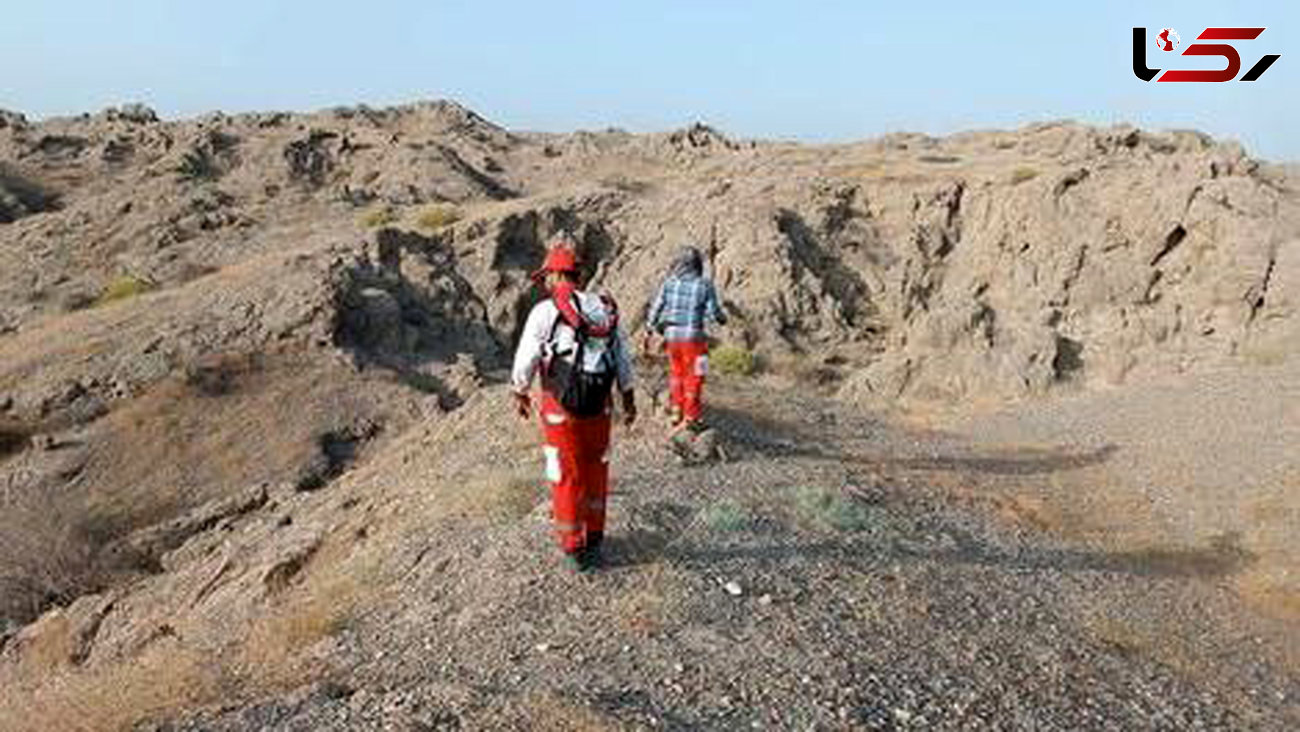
[514,391,532,420]
[621,390,638,426]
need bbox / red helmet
[531,244,580,281]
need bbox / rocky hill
[0,102,1296,730]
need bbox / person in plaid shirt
[646,246,727,430]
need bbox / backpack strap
[551,283,616,338]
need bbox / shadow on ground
[604,509,1255,581]
[599,399,1240,582]
[706,403,1119,476]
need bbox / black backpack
[545,295,620,417]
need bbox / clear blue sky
[4,1,1295,159]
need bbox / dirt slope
[940,330,1300,623]
[3,379,1295,730]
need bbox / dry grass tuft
[0,644,230,732]
[95,275,153,307]
[0,493,112,628]
[1010,166,1040,184]
[0,533,374,731]
[358,206,397,229]
[414,204,461,232]
[243,571,360,680]
[712,344,757,377]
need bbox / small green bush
[359,206,397,228]
[712,344,756,377]
[699,501,752,532]
[791,485,878,533]
[1010,166,1039,184]
[415,205,461,232]
[96,275,153,307]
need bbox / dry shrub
[0,493,109,628]
[0,642,230,732]
[242,571,360,681]
[2,537,372,730]
[182,350,264,397]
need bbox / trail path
[157,378,1299,730]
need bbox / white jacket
[511,292,635,395]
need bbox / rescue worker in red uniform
[645,246,728,431]
[511,242,637,571]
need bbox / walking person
[645,245,727,432]
[512,239,637,571]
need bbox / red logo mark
[1132,27,1280,82]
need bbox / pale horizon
[4,0,1295,159]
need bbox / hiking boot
[580,532,604,569]
[669,431,696,463]
[561,551,592,573]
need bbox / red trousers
[667,339,709,423]
[538,392,611,554]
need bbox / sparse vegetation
[415,204,461,232]
[1011,166,1040,184]
[712,344,757,377]
[175,148,218,182]
[183,351,263,397]
[699,500,752,532]
[359,206,397,228]
[244,571,360,673]
[791,484,879,532]
[437,471,544,521]
[0,492,109,627]
[95,274,153,306]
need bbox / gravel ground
[147,379,1299,731]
